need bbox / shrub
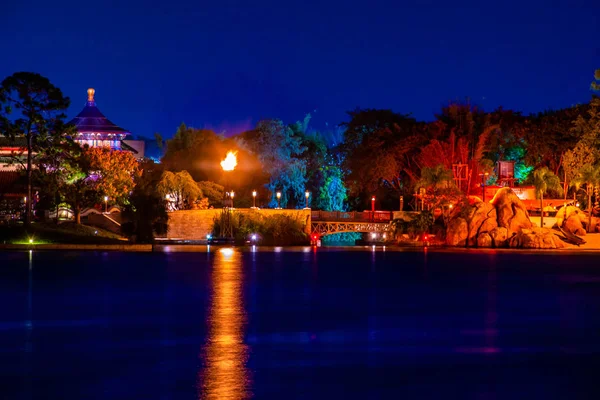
[212,211,308,245]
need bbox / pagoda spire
[87,88,95,106]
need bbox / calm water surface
[1,247,600,399]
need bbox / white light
[371,232,377,239]
[206,234,212,239]
[219,248,234,257]
[251,234,257,240]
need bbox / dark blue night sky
[1,0,599,139]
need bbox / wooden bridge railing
[311,210,393,223]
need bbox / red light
[424,235,428,240]
[312,235,317,240]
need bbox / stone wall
[166,208,311,240]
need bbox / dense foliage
[211,211,308,245]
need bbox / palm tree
[532,167,563,229]
[416,165,454,193]
[571,164,600,232]
[415,165,458,211]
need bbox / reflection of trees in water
[198,248,250,399]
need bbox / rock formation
[490,187,532,235]
[509,227,566,249]
[555,205,600,235]
[445,188,566,249]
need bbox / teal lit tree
[316,166,347,211]
[242,119,307,208]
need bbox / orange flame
[220,151,238,171]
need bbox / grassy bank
[0,221,126,245]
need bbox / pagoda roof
[68,88,130,135]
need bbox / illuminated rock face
[557,206,587,236]
[445,188,566,249]
[509,227,566,249]
[490,187,532,236]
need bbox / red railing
[311,210,393,222]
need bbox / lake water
[1,247,600,399]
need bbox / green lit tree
[157,170,202,210]
[532,167,563,229]
[316,166,347,211]
[241,119,307,208]
[571,164,600,232]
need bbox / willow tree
[571,164,600,232]
[532,167,563,229]
[0,72,71,224]
[157,170,202,210]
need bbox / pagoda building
[68,88,130,150]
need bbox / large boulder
[564,216,586,236]
[446,217,468,246]
[477,232,493,248]
[445,199,497,247]
[489,226,509,248]
[556,206,585,226]
[466,201,498,246]
[491,187,532,235]
[509,227,566,249]
[556,206,589,235]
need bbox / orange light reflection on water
[198,248,250,399]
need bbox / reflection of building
[68,88,139,157]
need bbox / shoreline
[1,236,600,252]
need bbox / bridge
[310,211,394,237]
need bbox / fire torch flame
[220,151,238,171]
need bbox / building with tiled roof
[68,88,131,150]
